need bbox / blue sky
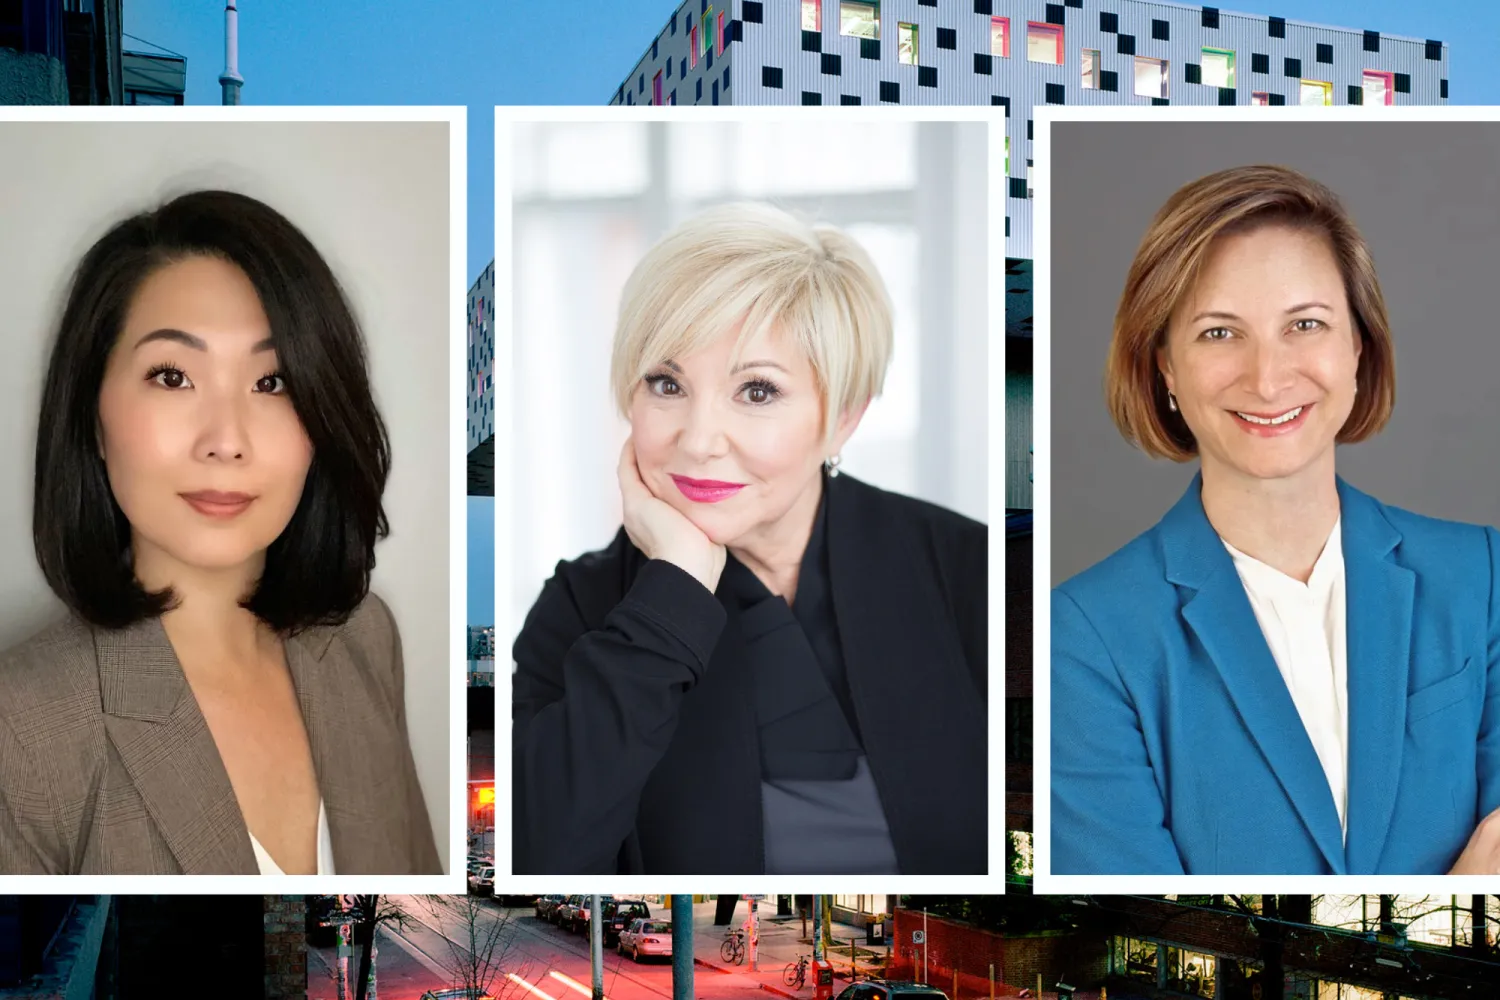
[126,0,1495,281]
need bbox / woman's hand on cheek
[618,437,727,594]
[1448,806,1500,874]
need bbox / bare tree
[411,894,533,998]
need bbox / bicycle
[720,927,746,965]
[784,954,810,989]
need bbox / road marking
[509,972,562,1000]
[550,969,611,1000]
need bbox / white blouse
[249,800,337,875]
[1221,517,1349,840]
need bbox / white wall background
[0,121,452,865]
[509,119,988,636]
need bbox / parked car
[835,982,949,1000]
[569,895,613,934]
[601,899,651,945]
[496,894,538,907]
[420,990,496,1000]
[536,895,567,921]
[552,895,587,928]
[467,865,495,896]
[617,917,672,962]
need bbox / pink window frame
[690,25,698,67]
[653,70,663,106]
[1363,70,1395,106]
[718,11,726,54]
[804,0,822,32]
[1027,21,1063,65]
[991,16,1010,58]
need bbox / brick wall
[263,896,307,1000]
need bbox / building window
[718,10,726,53]
[1363,69,1395,106]
[1251,91,1270,105]
[840,1,879,39]
[991,16,1009,57]
[1027,22,1062,64]
[653,70,663,105]
[802,0,821,31]
[898,22,917,64]
[1081,48,1099,88]
[1113,938,1160,981]
[690,26,698,66]
[1026,160,1033,198]
[1164,948,1215,996]
[1134,56,1168,98]
[1300,79,1332,105]
[701,10,713,55]
[1202,47,1235,87]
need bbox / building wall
[610,0,737,106]
[0,47,66,104]
[468,261,496,449]
[262,896,307,1000]
[611,2,1447,260]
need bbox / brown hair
[1104,164,1395,460]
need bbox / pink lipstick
[670,475,746,504]
[1230,402,1313,438]
[180,490,256,519]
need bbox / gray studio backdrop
[1051,119,1500,585]
[0,121,453,866]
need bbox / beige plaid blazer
[0,593,442,875]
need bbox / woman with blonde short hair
[1052,164,1500,875]
[513,203,987,875]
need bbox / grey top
[722,482,899,874]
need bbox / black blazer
[512,473,987,874]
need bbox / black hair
[34,189,391,634]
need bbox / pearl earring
[1167,391,1178,413]
[826,454,842,477]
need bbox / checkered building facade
[610,0,1448,259]
[468,261,496,450]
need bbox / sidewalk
[687,899,888,999]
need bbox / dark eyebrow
[133,328,275,353]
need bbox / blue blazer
[1051,475,1500,874]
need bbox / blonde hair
[1105,164,1395,460]
[610,202,893,438]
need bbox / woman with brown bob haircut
[1051,164,1500,875]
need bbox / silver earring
[1167,391,1178,413]
[826,454,842,477]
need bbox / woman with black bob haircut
[0,189,440,875]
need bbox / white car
[617,918,673,962]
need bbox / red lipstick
[670,475,746,504]
[180,490,256,519]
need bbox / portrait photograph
[1042,114,1500,878]
[0,116,456,878]
[506,113,992,876]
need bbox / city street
[310,898,788,1000]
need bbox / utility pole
[672,895,694,1000]
[219,0,244,105]
[749,895,759,971]
[590,894,604,1000]
[813,895,824,963]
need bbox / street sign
[912,930,926,944]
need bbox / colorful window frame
[1027,22,1063,65]
[802,0,822,32]
[1363,69,1395,105]
[991,16,1010,57]
[1201,47,1235,88]
[1300,79,1333,105]
[898,22,917,65]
